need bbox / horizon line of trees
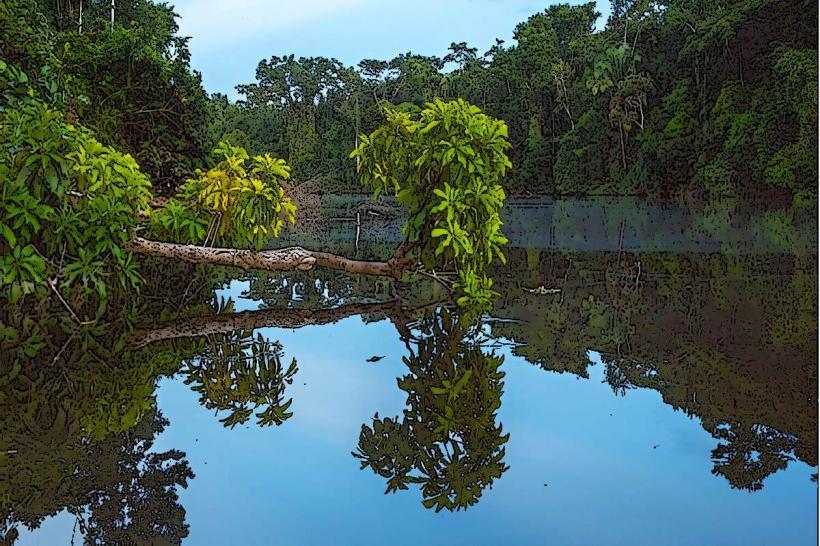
[208,0,817,199]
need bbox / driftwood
[125,237,412,279]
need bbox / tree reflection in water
[0,264,306,543]
[1,407,193,545]
[182,329,298,428]
[490,248,818,492]
[0,301,198,544]
[1,245,817,539]
[709,422,800,492]
[354,309,509,512]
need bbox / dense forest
[0,2,817,538]
[2,0,817,198]
[219,0,819,197]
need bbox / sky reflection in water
[12,198,818,545]
[143,288,816,546]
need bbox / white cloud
[174,0,368,50]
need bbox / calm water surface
[5,198,817,545]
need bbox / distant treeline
[3,0,816,197]
[213,0,817,197]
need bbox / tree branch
[125,237,407,279]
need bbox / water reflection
[354,309,509,512]
[489,248,818,492]
[1,237,817,541]
[0,269,201,542]
[1,405,192,544]
[181,329,298,428]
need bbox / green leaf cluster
[0,95,151,311]
[351,98,511,306]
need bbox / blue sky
[171,0,611,99]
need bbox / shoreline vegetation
[287,179,801,201]
[1,0,816,315]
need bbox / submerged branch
[130,299,408,348]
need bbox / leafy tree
[0,264,299,542]
[47,0,207,192]
[550,58,576,129]
[586,43,654,170]
[0,294,201,543]
[237,55,346,179]
[351,99,512,307]
[0,95,151,312]
[161,141,297,249]
[0,78,299,310]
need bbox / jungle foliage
[0,241,815,540]
[0,0,212,315]
[0,0,815,538]
[0,90,297,316]
[211,0,817,199]
[1,0,208,193]
[1,0,815,311]
[0,94,152,313]
[150,141,297,249]
[0,0,518,311]
[352,99,511,306]
[488,247,817,491]
[3,0,817,201]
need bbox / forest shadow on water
[2,197,817,545]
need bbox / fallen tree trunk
[129,299,407,348]
[125,237,405,279]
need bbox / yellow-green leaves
[252,154,291,181]
[454,268,498,309]
[175,141,297,250]
[69,133,152,213]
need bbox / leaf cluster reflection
[182,330,298,428]
[354,309,509,512]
